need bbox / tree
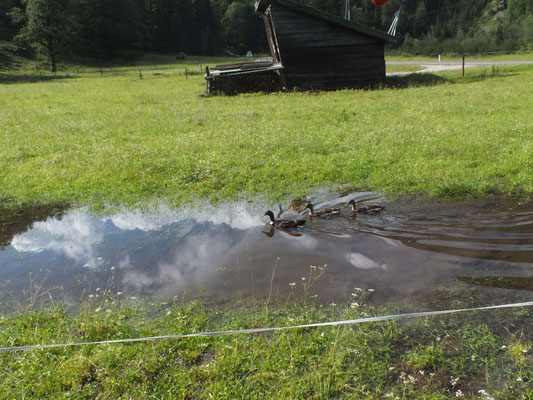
[0,0,23,41]
[74,0,146,60]
[222,1,250,54]
[9,0,73,71]
[194,0,223,55]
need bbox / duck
[346,199,384,214]
[262,210,306,229]
[301,203,341,218]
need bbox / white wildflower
[289,282,296,287]
[455,390,464,398]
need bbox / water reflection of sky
[1,196,532,306]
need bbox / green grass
[386,51,533,62]
[0,291,531,399]
[1,57,532,210]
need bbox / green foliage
[9,0,74,71]
[0,294,532,399]
[2,0,532,61]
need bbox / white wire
[1,301,531,353]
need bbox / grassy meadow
[0,290,532,399]
[0,55,532,210]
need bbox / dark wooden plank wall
[269,6,386,88]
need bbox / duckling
[346,199,384,214]
[262,210,306,229]
[302,203,341,218]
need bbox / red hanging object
[372,0,390,6]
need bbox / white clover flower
[477,389,495,400]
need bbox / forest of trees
[1,0,532,69]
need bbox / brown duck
[346,199,384,214]
[302,203,341,218]
[262,210,306,229]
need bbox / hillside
[0,0,532,67]
[321,0,533,54]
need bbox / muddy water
[0,194,532,307]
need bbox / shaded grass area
[1,59,532,210]
[0,292,531,399]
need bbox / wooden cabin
[205,0,397,94]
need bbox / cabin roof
[255,0,398,44]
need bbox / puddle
[0,194,532,307]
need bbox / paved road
[386,60,533,75]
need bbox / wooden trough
[205,0,398,94]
